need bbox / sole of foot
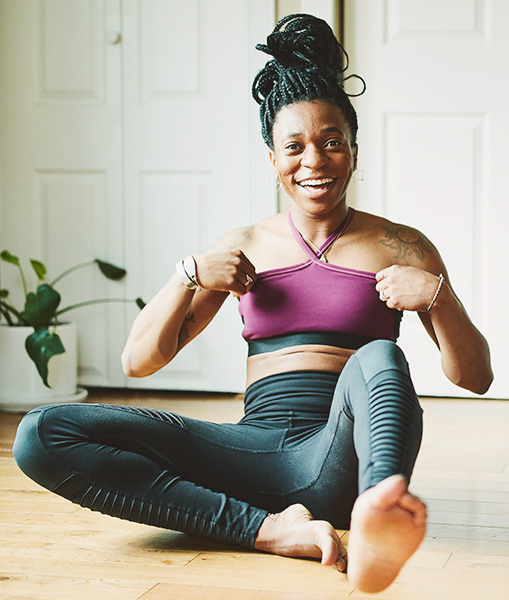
[346,474,427,593]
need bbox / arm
[374,228,493,395]
[417,277,492,394]
[121,232,257,378]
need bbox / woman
[13,14,492,593]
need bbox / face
[269,100,358,218]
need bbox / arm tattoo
[379,225,427,261]
[177,308,195,349]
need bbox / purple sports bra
[238,209,402,356]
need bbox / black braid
[252,13,365,148]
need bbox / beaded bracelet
[426,273,444,312]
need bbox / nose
[301,144,328,169]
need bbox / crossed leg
[256,340,427,593]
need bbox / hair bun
[255,14,345,74]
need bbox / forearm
[426,283,493,394]
[121,273,195,377]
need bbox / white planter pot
[0,322,87,413]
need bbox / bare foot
[347,474,427,593]
[254,504,347,570]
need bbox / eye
[325,139,344,148]
[285,142,301,151]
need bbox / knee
[13,408,46,481]
[12,405,68,491]
[354,340,410,383]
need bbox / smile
[297,178,336,188]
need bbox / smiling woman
[13,13,493,595]
[268,100,357,220]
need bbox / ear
[268,148,277,174]
[352,144,358,172]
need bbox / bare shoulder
[354,211,443,270]
[206,213,287,254]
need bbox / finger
[375,269,387,282]
[238,251,257,272]
[238,258,258,283]
[231,274,253,296]
[386,299,403,312]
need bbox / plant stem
[50,261,96,287]
[0,306,14,325]
[54,298,137,318]
[18,264,28,297]
[0,299,30,325]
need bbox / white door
[0,0,276,393]
[344,0,509,398]
[121,0,276,392]
[0,0,126,387]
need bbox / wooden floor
[1,390,508,599]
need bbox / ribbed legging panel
[69,478,256,548]
[367,371,418,486]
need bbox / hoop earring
[275,175,282,192]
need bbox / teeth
[299,178,334,187]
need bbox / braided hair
[252,14,365,149]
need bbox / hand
[375,265,442,312]
[194,250,258,296]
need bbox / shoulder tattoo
[224,227,253,250]
[379,225,428,261]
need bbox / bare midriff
[245,345,355,388]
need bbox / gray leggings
[13,340,423,549]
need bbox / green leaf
[25,328,65,388]
[95,259,126,281]
[30,259,47,280]
[22,284,61,328]
[135,297,146,310]
[0,250,20,266]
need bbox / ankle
[254,513,278,552]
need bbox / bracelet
[175,256,201,290]
[426,273,444,312]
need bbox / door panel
[345,0,508,398]
[0,0,125,386]
[121,0,276,392]
[1,0,277,392]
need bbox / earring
[353,168,365,183]
[275,175,282,192]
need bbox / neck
[290,203,350,247]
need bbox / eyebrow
[283,126,346,139]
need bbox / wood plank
[412,478,509,493]
[140,582,342,600]
[424,498,509,516]
[421,535,509,555]
[350,564,509,600]
[425,523,509,542]
[413,461,507,474]
[427,510,509,528]
[0,556,354,596]
[1,525,200,567]
[444,551,509,572]
[0,572,152,600]
[413,487,509,504]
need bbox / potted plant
[0,250,143,412]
